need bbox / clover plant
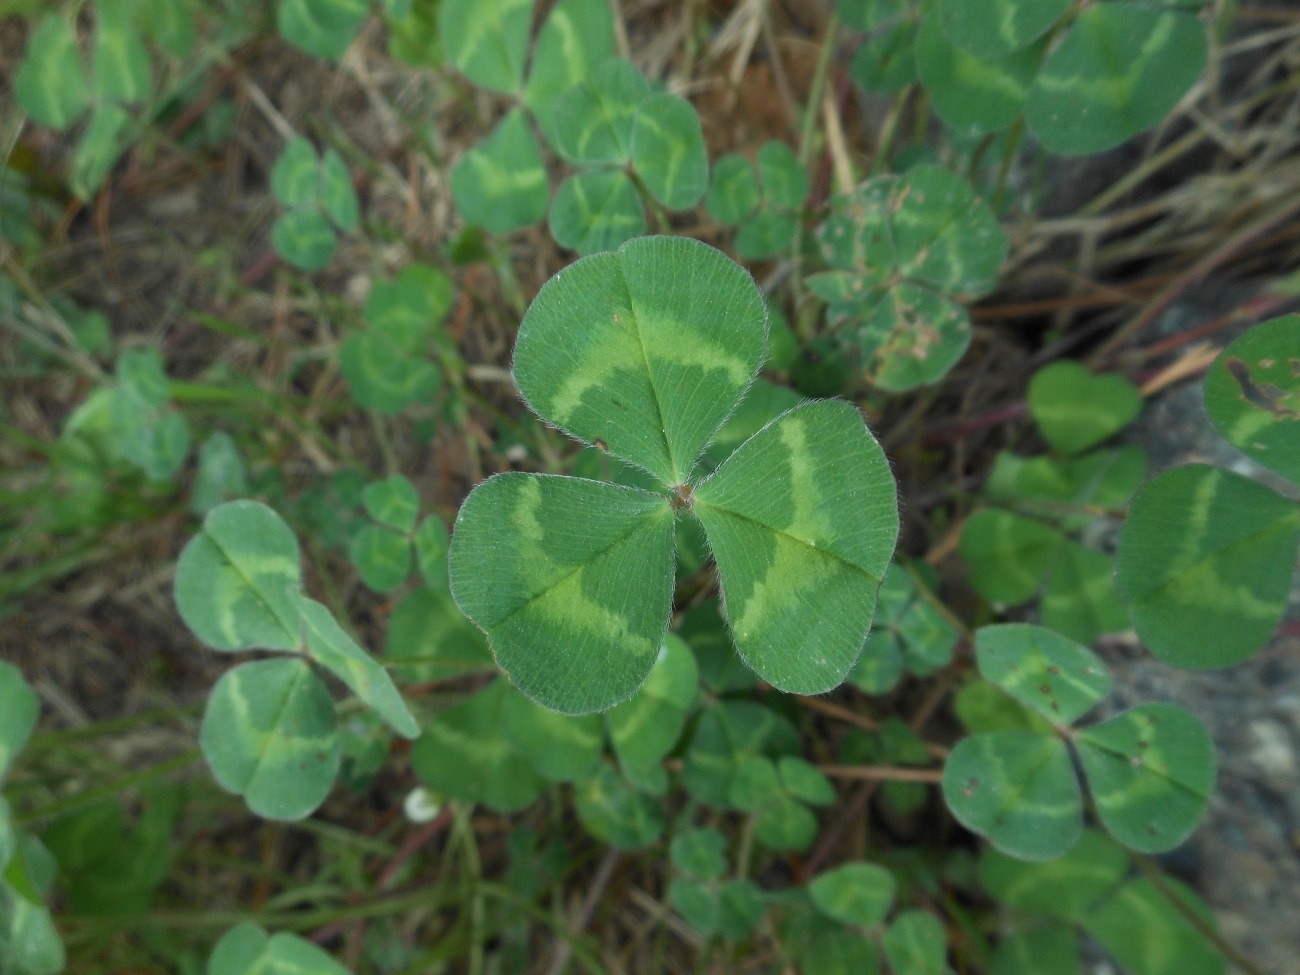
[276,0,413,60]
[810,164,1007,391]
[447,235,900,713]
[269,136,360,271]
[707,140,811,260]
[960,361,1148,643]
[14,1,195,198]
[838,0,1209,154]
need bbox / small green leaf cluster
[269,135,360,270]
[706,141,811,260]
[14,0,195,198]
[943,624,1214,860]
[63,347,192,484]
[1,664,64,975]
[979,830,1227,974]
[838,0,1209,155]
[174,500,419,820]
[810,164,1008,391]
[206,921,352,975]
[848,564,958,693]
[340,263,453,413]
[440,0,711,254]
[960,361,1145,643]
[347,474,449,591]
[276,0,411,61]
[1117,316,1300,668]
[448,235,899,714]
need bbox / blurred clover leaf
[707,141,810,260]
[1117,316,1300,669]
[448,236,899,714]
[269,136,359,270]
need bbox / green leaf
[1026,5,1207,155]
[715,879,765,940]
[140,0,196,57]
[706,154,761,225]
[1077,702,1214,854]
[207,922,354,975]
[448,473,674,714]
[270,137,322,208]
[606,633,698,766]
[1040,540,1129,645]
[0,889,64,975]
[574,764,666,849]
[975,623,1111,725]
[15,15,88,130]
[979,828,1130,923]
[439,0,532,94]
[340,331,440,413]
[808,862,896,928]
[200,658,341,821]
[119,346,169,407]
[670,828,727,880]
[384,585,494,681]
[694,401,898,694]
[938,0,1070,60]
[729,755,783,810]
[293,593,419,738]
[865,566,958,678]
[362,475,420,533]
[551,58,649,164]
[319,149,359,231]
[630,92,709,210]
[735,210,800,262]
[411,679,545,812]
[0,663,39,779]
[682,700,799,808]
[915,13,1041,136]
[93,0,151,104]
[349,525,413,591]
[1115,465,1300,668]
[175,500,303,652]
[501,688,603,782]
[850,18,917,93]
[754,794,819,851]
[852,283,972,392]
[191,432,249,516]
[272,208,338,271]
[1081,878,1226,975]
[413,516,450,588]
[779,757,835,806]
[547,169,646,256]
[991,926,1081,975]
[942,731,1082,861]
[959,509,1061,605]
[451,108,549,234]
[513,235,767,485]
[71,102,132,200]
[756,140,808,212]
[1028,362,1142,456]
[836,0,907,31]
[1203,314,1300,486]
[882,910,948,975]
[365,263,453,338]
[522,0,615,143]
[277,0,368,59]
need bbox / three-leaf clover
[269,136,360,271]
[448,235,899,713]
[810,165,1007,392]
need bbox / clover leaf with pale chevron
[449,235,899,714]
[175,500,419,821]
[943,626,1215,860]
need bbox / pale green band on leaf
[448,472,675,714]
